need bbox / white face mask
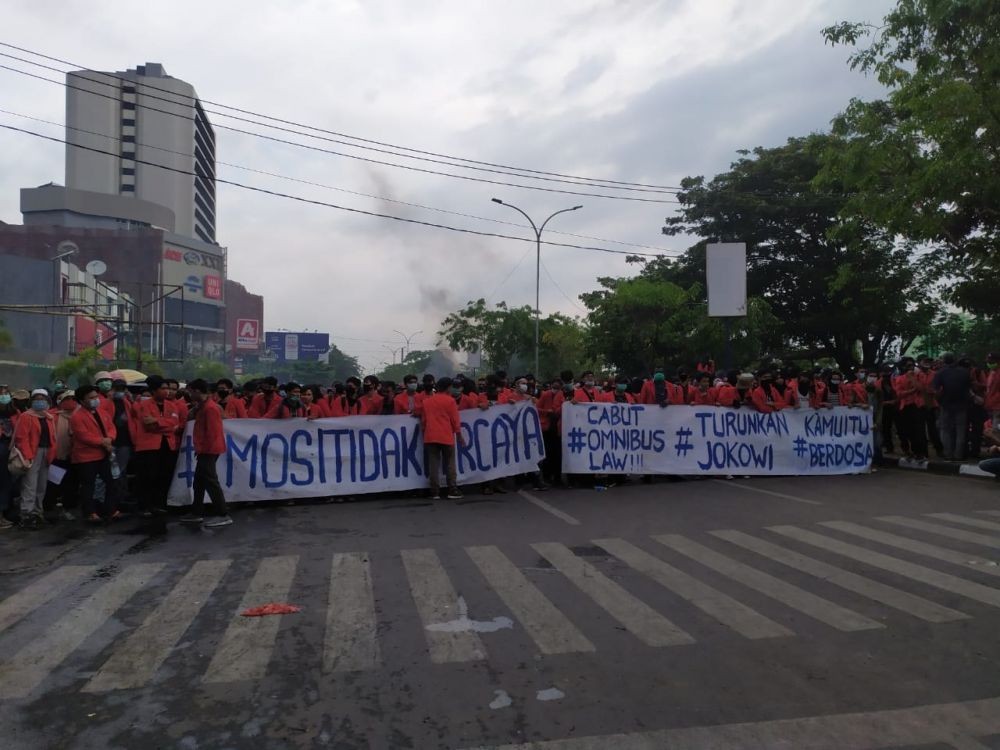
[584,380,595,387]
[867,376,877,384]
[517,383,528,393]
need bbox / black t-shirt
[37,416,52,448]
[933,365,972,407]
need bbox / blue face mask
[88,398,101,410]
[0,394,11,405]
[32,400,48,411]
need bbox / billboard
[706,242,747,317]
[235,318,260,350]
[264,331,330,363]
[161,245,226,305]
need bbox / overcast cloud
[0,0,894,371]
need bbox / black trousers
[899,405,928,458]
[924,407,944,452]
[133,446,178,514]
[191,454,227,516]
[76,458,115,517]
[542,428,562,484]
[881,404,898,451]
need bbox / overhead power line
[0,107,682,254]
[0,122,680,259]
[0,46,682,198]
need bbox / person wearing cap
[93,371,115,421]
[132,375,183,528]
[640,367,677,407]
[12,388,56,529]
[421,377,465,500]
[70,384,120,523]
[180,379,232,527]
[0,384,22,529]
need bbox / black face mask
[217,390,230,399]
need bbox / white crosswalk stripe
[8,512,1000,696]
[84,559,231,692]
[711,529,968,623]
[0,563,164,700]
[324,552,381,672]
[0,565,96,636]
[820,521,1000,580]
[653,534,883,632]
[401,548,486,663]
[879,516,1000,547]
[466,545,595,655]
[926,513,1000,533]
[202,555,298,683]
[594,537,793,639]
[533,542,695,647]
[768,526,1000,608]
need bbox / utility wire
[0,55,678,202]
[0,122,675,258]
[0,107,683,255]
[0,41,683,192]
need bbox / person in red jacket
[986,352,1000,429]
[360,376,384,415]
[573,371,604,404]
[537,379,566,487]
[894,358,929,460]
[93,370,115,422]
[0,385,21,529]
[301,385,328,418]
[216,378,248,419]
[132,375,183,530]
[420,377,465,500]
[690,372,718,405]
[749,371,789,413]
[70,384,120,523]
[13,388,56,529]
[610,375,635,404]
[248,376,281,418]
[394,374,424,416]
[180,379,232,527]
[267,382,307,419]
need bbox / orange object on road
[240,603,301,617]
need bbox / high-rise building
[64,62,217,243]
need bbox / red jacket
[421,393,461,445]
[690,387,718,406]
[715,384,745,408]
[169,397,189,424]
[248,392,280,418]
[193,399,226,455]
[574,386,608,404]
[269,400,307,419]
[393,391,424,415]
[986,370,1000,411]
[133,398,183,452]
[536,389,565,431]
[97,392,115,422]
[69,407,116,464]
[222,397,248,419]
[893,373,925,409]
[305,401,327,419]
[639,380,679,406]
[13,410,57,464]
[458,393,480,411]
[360,392,384,416]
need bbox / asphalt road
[2,470,1000,749]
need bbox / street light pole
[392,329,423,360]
[491,198,582,377]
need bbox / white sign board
[706,242,747,317]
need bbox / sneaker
[446,490,464,500]
[19,515,43,530]
[0,518,13,530]
[180,514,204,525]
[203,516,233,528]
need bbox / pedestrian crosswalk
[2,510,1000,700]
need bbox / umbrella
[110,369,146,384]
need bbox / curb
[881,456,996,480]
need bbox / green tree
[178,357,230,382]
[375,349,435,383]
[662,135,936,367]
[822,0,1000,313]
[326,343,361,381]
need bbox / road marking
[84,559,231,692]
[712,529,967,623]
[653,534,881,632]
[0,565,96,636]
[879,516,1000,548]
[821,521,1000,579]
[712,480,822,505]
[518,491,581,526]
[532,542,694,647]
[768,526,1000,608]
[466,545,594,655]
[324,552,380,672]
[202,555,298,683]
[401,548,486,663]
[594,537,792,639]
[927,513,1000,533]
[0,563,163,700]
[461,694,1000,750]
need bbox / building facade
[64,62,216,243]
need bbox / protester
[394,374,424,416]
[46,390,78,519]
[0,384,19,529]
[986,352,1000,430]
[70,384,120,523]
[420,377,464,500]
[12,389,56,529]
[93,370,115,420]
[248,376,280,417]
[894,359,929,461]
[132,375,183,532]
[932,353,972,461]
[181,379,232,528]
[216,378,248,418]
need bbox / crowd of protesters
[1,351,999,532]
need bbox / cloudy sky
[1,0,893,371]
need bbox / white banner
[561,404,873,475]
[168,402,545,504]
